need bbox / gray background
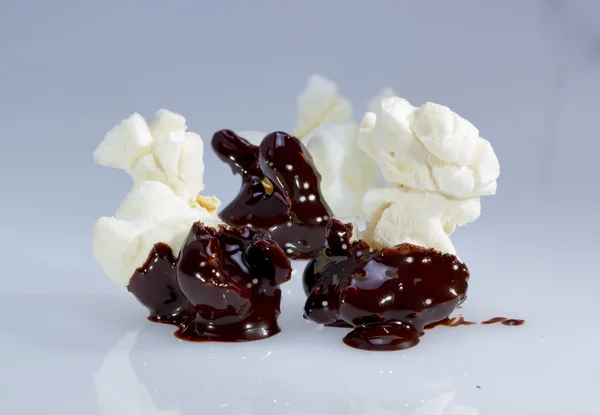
[1,0,599,294]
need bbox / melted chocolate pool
[128,223,292,342]
[303,219,470,351]
[212,130,332,259]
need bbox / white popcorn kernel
[303,121,380,217]
[93,113,153,170]
[93,181,220,286]
[367,87,397,114]
[361,187,481,255]
[94,109,207,201]
[364,96,499,199]
[292,74,352,139]
[149,109,187,138]
[93,109,221,288]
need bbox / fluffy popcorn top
[355,96,500,254]
[358,97,499,199]
[93,109,220,286]
[302,122,380,218]
[93,109,206,202]
[291,74,353,139]
[93,181,220,287]
[235,74,354,146]
[298,86,398,217]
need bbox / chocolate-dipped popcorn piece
[92,180,220,324]
[212,130,333,259]
[176,222,292,341]
[92,109,222,326]
[93,109,294,343]
[303,219,470,351]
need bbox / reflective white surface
[2,213,599,415]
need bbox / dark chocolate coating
[303,219,470,351]
[212,130,332,259]
[128,243,195,324]
[176,222,292,341]
[481,317,506,325]
[127,223,292,342]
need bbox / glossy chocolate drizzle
[303,219,470,351]
[128,223,292,342]
[424,316,476,330]
[482,317,525,326]
[212,130,332,259]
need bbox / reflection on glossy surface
[303,220,470,351]
[96,331,481,415]
[3,238,600,414]
[411,393,478,415]
[212,130,332,260]
[94,289,479,414]
[94,330,180,415]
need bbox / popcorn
[291,74,353,139]
[367,87,397,113]
[93,110,220,286]
[92,181,219,286]
[94,109,206,202]
[356,96,499,254]
[302,122,380,217]
[361,187,480,255]
[358,97,499,199]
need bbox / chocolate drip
[482,317,525,326]
[424,316,476,329]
